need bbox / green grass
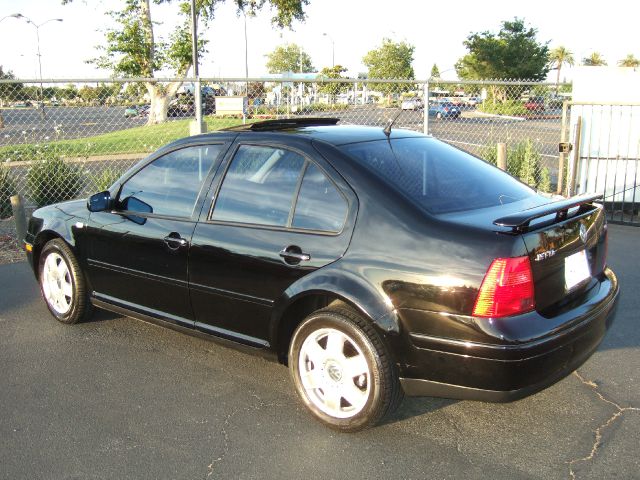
[0,117,254,162]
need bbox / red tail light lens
[472,256,535,318]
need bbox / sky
[0,0,636,82]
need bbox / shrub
[91,166,124,192]
[481,139,552,192]
[0,164,17,218]
[26,155,84,207]
[478,100,528,117]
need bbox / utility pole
[190,0,205,135]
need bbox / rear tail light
[472,256,535,318]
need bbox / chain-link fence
[0,77,570,216]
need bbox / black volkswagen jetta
[25,118,618,431]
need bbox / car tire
[39,239,92,324]
[289,305,403,432]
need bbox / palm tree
[582,52,607,66]
[548,46,574,93]
[618,54,640,67]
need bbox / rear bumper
[399,268,619,402]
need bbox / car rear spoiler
[493,193,603,233]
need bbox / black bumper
[399,268,619,402]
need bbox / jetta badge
[535,249,556,262]
[579,223,588,243]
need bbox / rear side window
[340,137,535,214]
[293,163,347,232]
[212,145,305,226]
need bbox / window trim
[114,143,226,221]
[205,142,349,235]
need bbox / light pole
[322,32,334,67]
[0,13,22,23]
[13,14,63,116]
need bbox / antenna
[383,110,403,137]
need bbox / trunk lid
[493,194,607,315]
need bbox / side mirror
[87,190,112,212]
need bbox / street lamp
[0,13,23,23]
[13,14,63,114]
[322,32,334,68]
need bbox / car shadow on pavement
[384,396,458,426]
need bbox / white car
[401,98,424,110]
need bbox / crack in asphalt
[206,393,286,479]
[567,371,640,479]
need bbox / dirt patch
[0,218,25,265]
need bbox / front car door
[188,139,357,346]
[86,143,227,327]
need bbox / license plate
[565,250,591,290]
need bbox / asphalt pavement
[0,225,638,479]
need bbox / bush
[478,100,528,117]
[0,164,17,218]
[27,155,84,207]
[481,139,553,192]
[91,166,124,192]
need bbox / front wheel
[39,239,92,324]
[289,306,402,432]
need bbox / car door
[86,143,227,327]
[188,141,357,345]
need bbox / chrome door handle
[163,235,188,248]
[279,247,311,264]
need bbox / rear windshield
[339,137,535,214]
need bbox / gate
[562,102,640,226]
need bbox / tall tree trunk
[144,80,188,126]
[555,65,561,95]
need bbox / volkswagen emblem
[579,223,588,243]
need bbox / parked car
[124,106,139,118]
[524,96,545,112]
[25,118,618,432]
[428,102,461,119]
[401,98,423,111]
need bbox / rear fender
[269,265,400,346]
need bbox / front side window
[119,145,223,218]
[292,163,347,232]
[212,145,305,227]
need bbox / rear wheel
[39,239,92,324]
[289,306,402,432]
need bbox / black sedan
[24,118,619,432]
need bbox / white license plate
[565,250,591,290]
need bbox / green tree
[618,54,640,67]
[363,39,415,79]
[582,52,607,66]
[455,18,549,81]
[548,46,574,94]
[0,66,23,128]
[317,65,349,100]
[430,63,440,79]
[362,39,415,96]
[66,0,309,125]
[265,43,314,73]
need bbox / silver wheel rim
[41,252,73,315]
[298,327,371,419]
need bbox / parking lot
[0,224,638,479]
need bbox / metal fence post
[497,143,507,170]
[10,195,27,244]
[423,80,430,135]
[557,100,569,195]
[568,116,583,197]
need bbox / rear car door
[188,140,357,345]
[86,143,227,326]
